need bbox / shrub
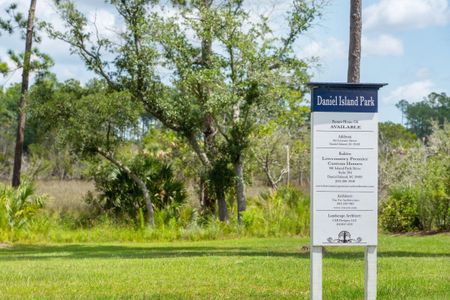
[380,187,421,233]
[241,185,309,237]
[419,158,450,230]
[88,154,187,223]
[379,123,450,232]
[0,179,46,231]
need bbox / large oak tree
[49,0,321,222]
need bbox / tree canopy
[47,0,322,222]
[397,92,450,139]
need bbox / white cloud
[0,0,116,86]
[384,79,434,103]
[86,9,117,38]
[298,37,346,61]
[364,0,450,31]
[243,0,292,34]
[416,67,431,79]
[362,34,404,56]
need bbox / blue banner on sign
[311,87,379,113]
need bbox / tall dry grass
[35,180,95,213]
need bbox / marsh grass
[35,180,94,213]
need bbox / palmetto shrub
[0,179,46,231]
[241,185,310,237]
[88,154,187,224]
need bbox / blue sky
[300,0,450,123]
[1,0,449,123]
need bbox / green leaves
[90,152,187,221]
[282,0,323,50]
[0,2,53,78]
[4,48,54,74]
[379,122,450,232]
[0,61,8,75]
[0,3,23,35]
[396,92,450,139]
[0,179,46,231]
[49,0,321,219]
[34,79,143,159]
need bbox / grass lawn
[0,234,449,299]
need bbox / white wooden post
[310,246,322,300]
[365,246,377,300]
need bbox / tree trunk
[199,176,205,206]
[217,188,229,222]
[347,0,362,83]
[285,144,290,186]
[198,0,223,218]
[97,149,154,226]
[202,180,216,215]
[11,0,37,187]
[234,155,246,223]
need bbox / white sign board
[310,83,384,247]
[311,112,377,246]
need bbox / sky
[0,0,449,123]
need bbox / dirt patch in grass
[0,242,11,249]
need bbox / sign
[310,83,386,246]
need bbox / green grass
[0,234,449,299]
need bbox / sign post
[309,82,386,300]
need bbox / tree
[251,101,310,189]
[396,99,408,125]
[211,0,319,221]
[378,122,418,199]
[0,1,53,187]
[252,123,290,189]
[347,0,361,83]
[0,84,21,176]
[379,122,417,151]
[36,79,156,225]
[396,92,450,139]
[49,0,321,222]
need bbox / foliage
[250,119,310,188]
[379,123,450,232]
[0,179,46,231]
[379,121,417,151]
[49,0,322,221]
[88,153,187,222]
[396,92,450,139]
[33,78,162,225]
[380,187,421,232]
[0,75,86,179]
[142,128,199,182]
[242,186,309,236]
[0,2,54,78]
[418,127,450,230]
[42,81,142,158]
[0,84,20,176]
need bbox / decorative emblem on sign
[327,231,362,244]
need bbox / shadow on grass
[0,244,448,261]
[0,244,307,261]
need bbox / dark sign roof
[308,82,387,89]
